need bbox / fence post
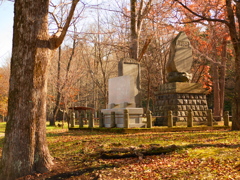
[110,111,116,128]
[124,109,129,128]
[99,111,104,128]
[168,111,173,128]
[224,111,230,127]
[187,109,193,127]
[147,110,152,128]
[88,112,94,128]
[207,109,213,127]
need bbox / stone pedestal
[101,106,145,128]
[155,82,209,126]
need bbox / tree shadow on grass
[45,142,240,179]
[45,165,116,180]
[46,129,124,137]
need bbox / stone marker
[118,58,141,107]
[101,58,145,128]
[155,31,209,126]
[166,31,193,82]
[108,76,135,107]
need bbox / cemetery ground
[0,123,239,179]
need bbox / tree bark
[1,1,52,178]
[219,38,227,119]
[226,0,240,130]
[212,63,221,121]
[129,0,152,61]
[232,50,240,130]
[130,0,139,60]
[0,0,79,179]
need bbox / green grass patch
[0,122,6,133]
[0,123,239,179]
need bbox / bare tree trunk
[146,74,151,112]
[232,51,240,130]
[130,0,139,60]
[226,0,240,130]
[51,37,76,126]
[129,0,152,61]
[212,63,221,121]
[219,39,227,118]
[1,1,79,179]
[1,1,53,178]
[52,46,62,126]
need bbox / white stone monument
[101,58,145,128]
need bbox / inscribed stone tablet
[108,76,135,105]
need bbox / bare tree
[130,0,153,60]
[0,0,80,179]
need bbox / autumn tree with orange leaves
[174,0,240,130]
[0,64,10,121]
[179,22,230,121]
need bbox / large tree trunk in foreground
[226,0,240,130]
[0,1,53,179]
[0,0,79,179]
[232,51,240,130]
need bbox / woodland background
[0,0,235,124]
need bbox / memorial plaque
[108,75,135,105]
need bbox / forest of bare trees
[0,0,237,126]
[1,0,240,179]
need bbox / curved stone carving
[166,31,193,82]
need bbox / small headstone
[166,31,193,82]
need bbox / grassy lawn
[0,122,239,179]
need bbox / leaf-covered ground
[0,125,239,179]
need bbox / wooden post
[168,111,173,128]
[207,109,213,126]
[124,109,129,128]
[88,112,94,128]
[147,110,152,128]
[99,111,104,128]
[224,111,230,127]
[187,109,193,127]
[110,111,116,128]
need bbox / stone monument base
[155,82,209,126]
[101,104,145,128]
[101,108,145,128]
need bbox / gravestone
[101,58,145,128]
[155,32,209,126]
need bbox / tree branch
[226,0,239,44]
[193,47,223,66]
[50,0,80,49]
[174,0,229,25]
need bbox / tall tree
[0,0,79,179]
[174,0,240,130]
[130,0,152,60]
